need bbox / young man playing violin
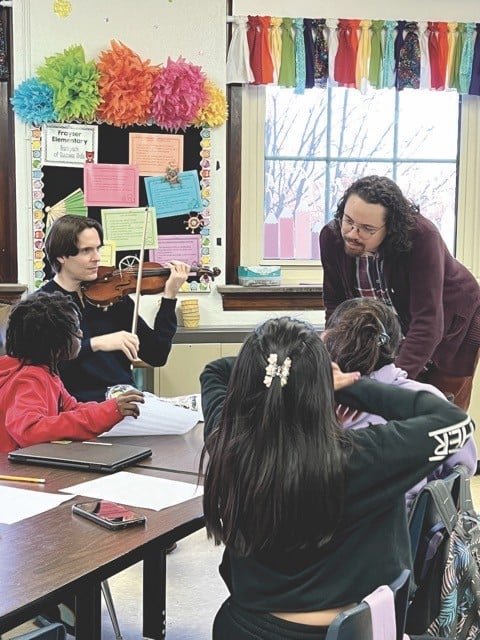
[41,215,190,403]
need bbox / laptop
[8,440,152,473]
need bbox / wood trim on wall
[0,7,17,283]
[225,83,242,285]
[225,0,241,285]
[217,285,324,311]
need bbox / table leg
[143,548,166,639]
[75,581,102,640]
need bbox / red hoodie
[0,355,123,452]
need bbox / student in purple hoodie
[322,298,477,507]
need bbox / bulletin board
[31,122,213,291]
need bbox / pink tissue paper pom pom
[152,57,208,131]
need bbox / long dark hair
[334,175,418,254]
[45,215,103,273]
[6,291,81,374]
[324,298,403,375]
[202,317,351,556]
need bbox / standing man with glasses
[320,175,480,410]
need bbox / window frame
[226,85,480,294]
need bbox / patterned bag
[426,503,480,639]
[407,467,480,639]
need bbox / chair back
[408,466,463,570]
[11,622,66,640]
[325,569,410,640]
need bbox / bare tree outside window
[263,87,459,260]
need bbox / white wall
[233,0,480,21]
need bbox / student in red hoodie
[0,291,144,452]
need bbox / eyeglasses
[341,214,386,238]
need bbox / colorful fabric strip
[294,17,306,94]
[269,17,283,82]
[303,18,315,89]
[397,22,420,90]
[468,23,480,95]
[312,18,329,88]
[369,20,384,88]
[226,14,480,93]
[382,21,397,88]
[459,23,476,94]
[226,16,254,84]
[278,18,296,87]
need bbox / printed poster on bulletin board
[41,123,98,167]
[36,123,212,291]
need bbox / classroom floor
[4,476,480,640]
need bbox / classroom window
[240,86,460,281]
[265,87,459,258]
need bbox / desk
[0,458,204,640]
[102,421,206,476]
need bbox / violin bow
[131,207,149,337]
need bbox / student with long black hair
[200,316,473,639]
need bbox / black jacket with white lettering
[201,359,474,612]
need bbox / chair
[10,622,66,640]
[408,466,463,572]
[35,580,123,640]
[325,569,410,640]
[101,579,123,640]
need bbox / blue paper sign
[144,170,203,219]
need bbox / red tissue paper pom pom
[152,56,208,131]
[97,40,161,126]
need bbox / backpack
[406,467,480,639]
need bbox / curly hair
[324,298,403,375]
[6,291,81,374]
[334,175,418,254]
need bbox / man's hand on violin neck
[163,261,191,299]
[91,331,140,361]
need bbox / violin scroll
[196,266,221,280]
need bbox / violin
[82,262,221,308]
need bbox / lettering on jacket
[428,418,474,461]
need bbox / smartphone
[72,500,146,530]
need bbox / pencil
[0,474,46,484]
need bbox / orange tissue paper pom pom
[96,40,161,126]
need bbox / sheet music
[100,392,202,437]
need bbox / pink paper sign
[149,235,202,267]
[84,163,139,207]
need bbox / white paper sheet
[0,486,73,524]
[59,471,203,511]
[100,392,201,437]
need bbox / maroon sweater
[320,215,480,378]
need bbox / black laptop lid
[8,440,152,473]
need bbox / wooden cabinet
[153,343,243,396]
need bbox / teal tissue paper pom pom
[11,77,57,125]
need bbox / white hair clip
[263,353,292,388]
